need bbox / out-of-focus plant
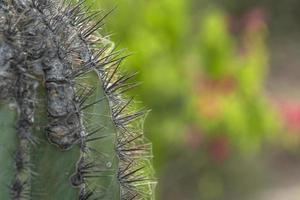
[191,8,281,153]
[176,8,282,200]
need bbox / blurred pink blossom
[276,100,300,133]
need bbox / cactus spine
[0,0,155,199]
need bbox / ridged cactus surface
[0,0,155,199]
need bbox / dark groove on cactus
[0,0,155,199]
[11,72,37,199]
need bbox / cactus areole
[0,0,155,199]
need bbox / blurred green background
[86,0,300,199]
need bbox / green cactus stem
[0,0,156,199]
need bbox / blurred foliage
[193,9,281,153]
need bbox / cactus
[0,0,155,199]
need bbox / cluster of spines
[101,67,154,199]
[72,14,154,200]
[0,0,155,199]
[109,55,155,198]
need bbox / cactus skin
[0,0,155,199]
